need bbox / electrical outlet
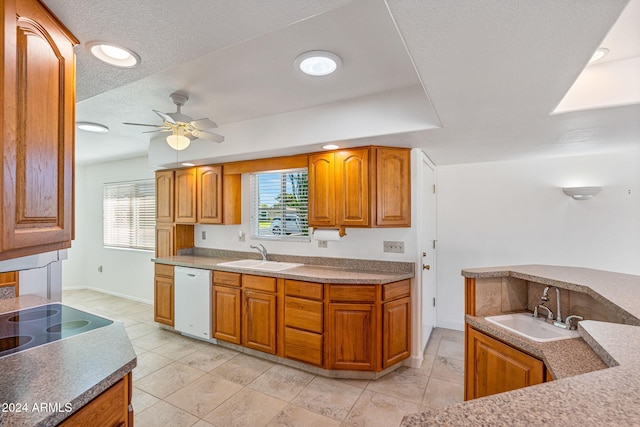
[97,265,103,273]
[202,231,206,240]
[383,241,404,253]
[238,231,246,242]
[318,240,328,248]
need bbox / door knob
[423,264,431,270]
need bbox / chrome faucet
[564,315,584,330]
[540,286,562,323]
[250,243,268,261]
[533,304,553,320]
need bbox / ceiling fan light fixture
[166,134,191,151]
[76,121,109,133]
[87,41,141,68]
[295,51,341,76]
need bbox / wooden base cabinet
[242,275,278,355]
[465,327,545,400]
[284,280,324,366]
[326,303,376,371]
[60,372,132,427]
[212,271,242,344]
[383,296,411,368]
[154,264,174,326]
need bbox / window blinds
[103,180,156,250]
[250,169,309,241]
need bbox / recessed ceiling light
[322,144,340,150]
[295,51,342,76]
[589,47,609,64]
[76,122,109,133]
[87,41,140,67]
[181,162,196,167]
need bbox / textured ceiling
[42,0,640,166]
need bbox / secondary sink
[217,259,303,272]
[485,313,579,342]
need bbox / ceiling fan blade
[190,118,217,129]
[153,109,177,125]
[123,122,163,127]
[192,129,224,143]
[142,129,171,134]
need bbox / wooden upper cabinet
[308,153,335,227]
[335,148,369,227]
[175,168,197,223]
[156,170,174,223]
[196,166,223,224]
[374,148,411,227]
[1,0,78,259]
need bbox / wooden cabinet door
[308,153,335,227]
[156,170,174,223]
[2,0,77,256]
[197,165,223,224]
[213,285,241,344]
[59,374,131,427]
[466,327,544,400]
[155,223,174,258]
[243,290,277,354]
[335,148,370,227]
[174,168,196,223]
[375,148,411,227]
[383,297,411,368]
[326,303,376,370]
[154,276,174,326]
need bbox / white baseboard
[436,320,465,331]
[62,285,153,305]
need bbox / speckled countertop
[0,295,137,427]
[154,250,414,284]
[402,265,640,426]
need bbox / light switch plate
[318,240,328,248]
[383,241,404,253]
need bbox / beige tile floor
[63,289,464,427]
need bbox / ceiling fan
[124,92,224,150]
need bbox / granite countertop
[402,265,640,426]
[154,253,415,284]
[0,295,137,427]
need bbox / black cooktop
[0,303,113,358]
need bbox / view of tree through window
[251,169,309,241]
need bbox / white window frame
[250,169,310,242]
[103,179,156,251]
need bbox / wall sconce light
[562,186,602,200]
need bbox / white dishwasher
[174,267,212,340]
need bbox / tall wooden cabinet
[154,264,174,326]
[1,0,78,260]
[308,147,411,229]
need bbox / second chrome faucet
[533,286,583,330]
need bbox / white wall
[62,156,156,304]
[436,149,640,330]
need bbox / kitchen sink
[217,259,303,271]
[485,313,579,342]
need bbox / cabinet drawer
[284,327,323,366]
[243,275,277,293]
[214,271,241,287]
[285,297,323,333]
[155,263,174,278]
[383,280,410,301]
[285,280,323,300]
[328,285,376,302]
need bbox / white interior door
[419,153,436,350]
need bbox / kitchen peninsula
[402,265,640,426]
[154,249,415,378]
[0,295,136,426]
